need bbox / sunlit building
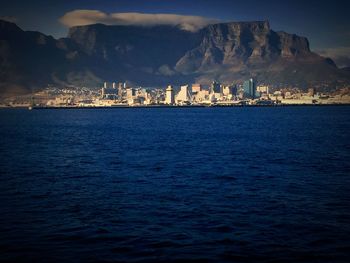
[165,85,175,104]
[118,82,124,99]
[193,89,209,102]
[257,85,269,95]
[308,88,315,96]
[176,85,192,103]
[222,84,237,96]
[192,84,202,93]
[126,88,136,99]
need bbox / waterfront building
[192,84,202,93]
[284,91,292,99]
[232,84,238,97]
[222,84,237,96]
[222,86,230,96]
[210,92,217,103]
[165,85,175,104]
[213,92,222,101]
[143,91,152,105]
[243,78,258,99]
[127,97,144,105]
[101,87,118,100]
[176,85,192,103]
[308,88,315,96]
[210,81,221,94]
[126,88,136,99]
[257,85,269,95]
[118,82,124,99]
[193,89,209,102]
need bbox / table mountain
[0,19,348,96]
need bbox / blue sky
[1,0,349,66]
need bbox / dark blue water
[0,107,350,262]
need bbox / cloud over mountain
[316,46,350,68]
[0,16,17,23]
[59,10,218,31]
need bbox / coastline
[1,103,350,110]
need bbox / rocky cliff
[0,19,348,96]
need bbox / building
[192,84,202,93]
[243,78,258,99]
[176,85,192,103]
[165,85,175,104]
[126,88,136,99]
[222,84,237,96]
[193,89,209,102]
[210,81,221,94]
[118,82,124,99]
[101,87,118,100]
[231,84,238,96]
[257,85,269,95]
[222,86,230,96]
[308,88,315,96]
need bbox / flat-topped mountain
[0,19,348,96]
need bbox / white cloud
[317,47,350,58]
[316,47,350,68]
[0,16,18,23]
[59,10,219,32]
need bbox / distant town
[1,79,350,109]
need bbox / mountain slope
[175,21,343,86]
[0,19,105,96]
[0,19,349,96]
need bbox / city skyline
[1,0,350,67]
[1,2,350,261]
[3,78,350,109]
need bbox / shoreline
[1,103,350,109]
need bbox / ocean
[0,106,349,262]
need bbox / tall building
[112,82,116,89]
[176,85,192,103]
[104,82,108,89]
[223,85,236,96]
[165,85,175,104]
[101,86,118,100]
[210,81,221,94]
[118,82,124,99]
[231,84,238,96]
[126,88,136,99]
[243,78,257,99]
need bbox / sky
[1,0,349,66]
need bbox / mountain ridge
[0,19,349,96]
